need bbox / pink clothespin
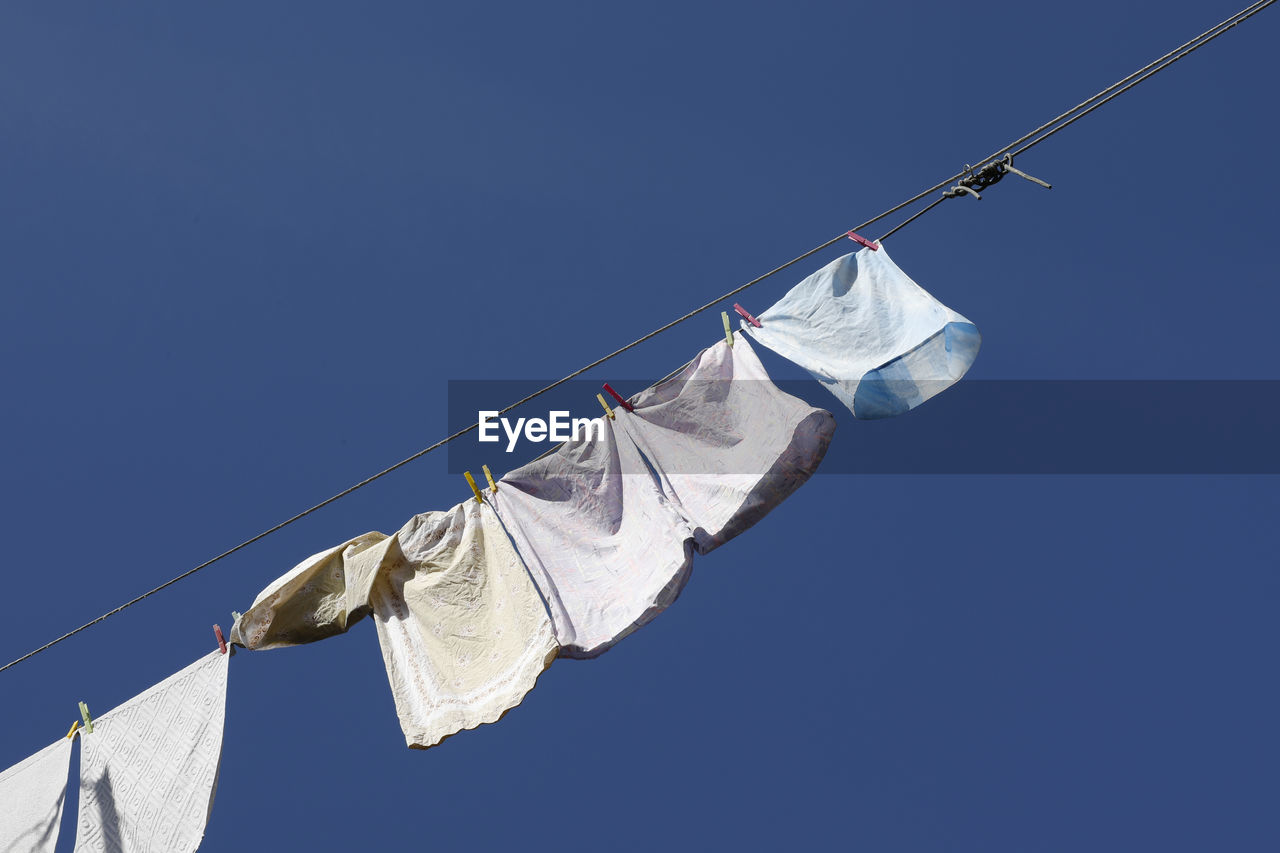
[733,303,762,328]
[846,231,880,251]
[602,383,634,413]
[213,624,227,654]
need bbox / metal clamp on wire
[944,152,1053,201]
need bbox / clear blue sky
[1,2,1276,850]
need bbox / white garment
[230,502,556,749]
[744,244,980,419]
[491,414,696,659]
[74,649,230,853]
[370,501,558,748]
[616,335,835,553]
[0,736,73,853]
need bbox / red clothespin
[846,231,880,251]
[213,624,227,654]
[733,303,762,328]
[602,383,634,413]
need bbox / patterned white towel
[74,649,231,853]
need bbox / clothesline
[1,0,1273,677]
[5,237,979,850]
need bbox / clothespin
[78,701,93,734]
[66,721,79,739]
[482,464,498,494]
[721,311,734,347]
[602,383,634,413]
[596,393,615,419]
[846,231,880,251]
[213,624,227,654]
[464,471,484,503]
[733,303,762,328]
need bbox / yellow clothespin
[78,701,93,734]
[464,471,484,503]
[596,393,615,420]
[721,311,734,347]
[482,464,498,494]
[66,721,79,739]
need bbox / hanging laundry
[0,736,73,853]
[491,414,697,659]
[74,649,230,853]
[615,335,835,554]
[744,243,980,419]
[230,501,556,749]
[229,532,398,650]
[371,501,557,748]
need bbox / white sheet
[0,736,73,853]
[491,413,696,658]
[74,649,231,853]
[616,335,835,553]
[744,244,980,418]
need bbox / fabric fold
[744,244,980,419]
[615,335,835,553]
[0,736,73,853]
[491,413,696,659]
[228,531,399,650]
[74,649,231,853]
[230,502,556,749]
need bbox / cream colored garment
[229,531,397,649]
[491,413,697,659]
[74,649,230,853]
[230,502,556,749]
[0,736,73,853]
[371,501,557,748]
[616,334,835,554]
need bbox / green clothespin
[78,701,94,734]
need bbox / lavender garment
[491,414,696,659]
[616,335,835,554]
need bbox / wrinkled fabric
[616,335,835,553]
[75,649,230,853]
[230,503,556,749]
[229,531,398,649]
[491,414,696,659]
[745,244,980,419]
[370,501,558,748]
[0,736,73,853]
